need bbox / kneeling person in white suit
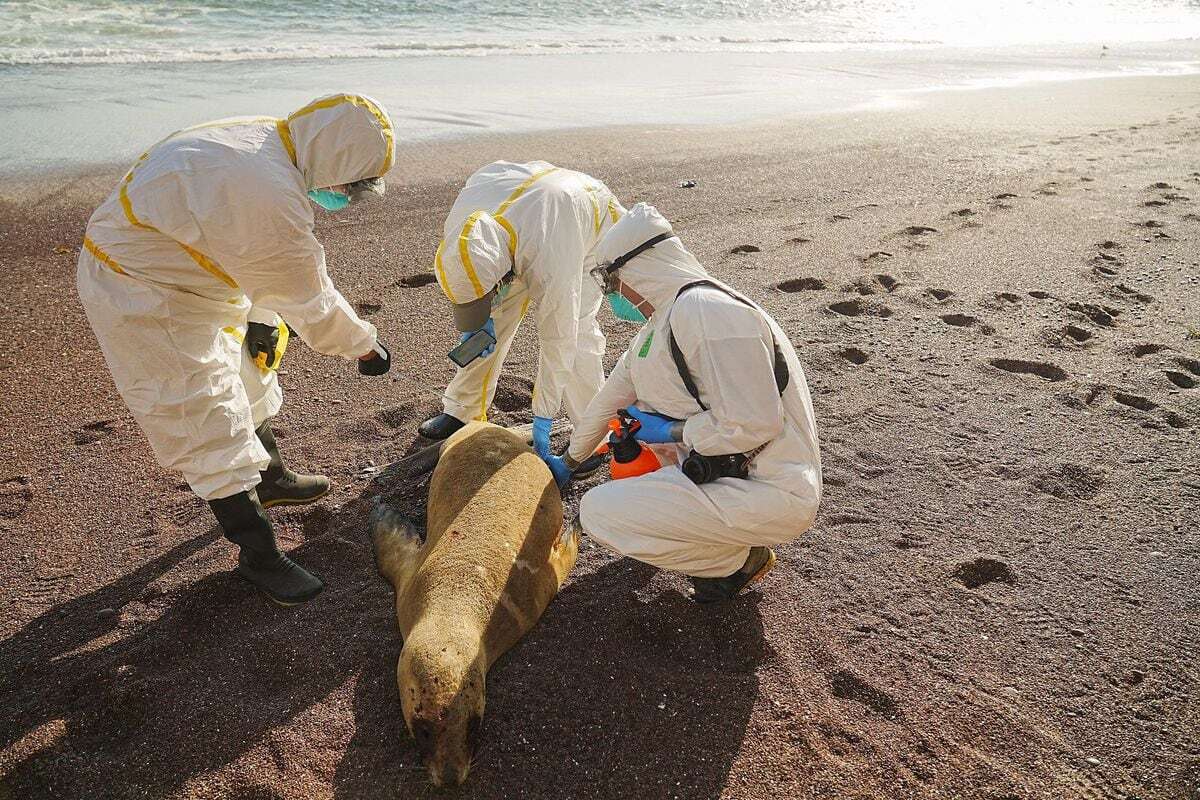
[548,204,822,603]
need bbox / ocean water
[3,0,1200,65]
[2,1,1199,173]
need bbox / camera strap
[666,280,790,413]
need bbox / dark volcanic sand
[1,76,1199,800]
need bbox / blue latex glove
[546,455,573,490]
[532,415,553,461]
[459,317,497,358]
[623,406,678,444]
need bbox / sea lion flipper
[371,499,424,592]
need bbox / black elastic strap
[667,280,790,412]
[599,232,676,280]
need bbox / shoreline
[2,39,1198,179]
[3,70,1199,198]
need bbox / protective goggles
[589,232,676,293]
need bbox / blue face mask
[307,189,351,212]
[607,292,648,323]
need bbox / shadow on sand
[1,490,766,799]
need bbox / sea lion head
[398,630,486,787]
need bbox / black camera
[681,450,751,485]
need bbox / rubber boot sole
[233,567,324,607]
[746,548,777,588]
[258,483,331,510]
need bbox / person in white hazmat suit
[547,204,822,603]
[418,161,625,469]
[77,93,396,606]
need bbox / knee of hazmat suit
[77,93,396,500]
[432,161,626,419]
[564,203,823,551]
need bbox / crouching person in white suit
[547,204,822,603]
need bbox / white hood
[594,203,708,312]
[285,93,395,189]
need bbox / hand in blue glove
[546,455,573,490]
[532,415,553,461]
[623,406,679,444]
[459,318,497,359]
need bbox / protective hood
[594,203,708,312]
[285,93,395,190]
[435,210,513,307]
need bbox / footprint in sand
[950,208,976,218]
[843,274,900,295]
[940,313,992,333]
[1036,183,1060,196]
[1067,302,1119,328]
[355,301,382,316]
[1131,343,1169,357]
[1144,200,1168,208]
[900,225,938,236]
[788,236,813,245]
[830,671,902,718]
[776,277,826,292]
[0,477,32,521]
[1043,325,1094,349]
[926,288,954,302]
[837,347,870,365]
[988,358,1068,382]
[1031,463,1106,500]
[828,214,852,223]
[1148,181,1175,190]
[828,298,892,318]
[72,419,119,446]
[1107,392,1190,429]
[1174,357,1200,377]
[860,250,893,263]
[729,244,760,254]
[1108,284,1154,304]
[1134,220,1165,229]
[396,273,437,288]
[1028,291,1053,299]
[954,556,1016,588]
[1164,370,1197,389]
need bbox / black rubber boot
[418,413,466,441]
[690,546,777,604]
[208,490,324,606]
[255,422,330,508]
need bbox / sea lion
[371,421,578,787]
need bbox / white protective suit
[567,205,823,578]
[77,93,394,500]
[433,161,625,423]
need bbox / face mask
[307,189,351,212]
[607,291,648,323]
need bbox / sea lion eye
[465,714,483,755]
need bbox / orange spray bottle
[608,410,662,480]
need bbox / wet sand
[1,74,1198,799]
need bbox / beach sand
[1,74,1198,799]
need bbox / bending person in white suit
[77,93,396,606]
[419,161,625,471]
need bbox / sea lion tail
[370,498,424,592]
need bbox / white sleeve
[567,352,637,462]
[196,182,378,359]
[678,297,786,455]
[526,199,588,419]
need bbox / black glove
[246,322,280,369]
[358,342,391,376]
